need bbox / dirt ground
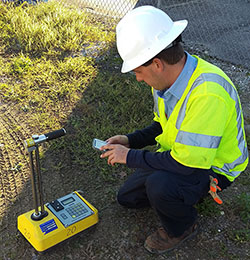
[0,50,250,260]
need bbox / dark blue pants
[117,168,231,237]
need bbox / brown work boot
[144,223,198,254]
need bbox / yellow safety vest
[153,56,249,181]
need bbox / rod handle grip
[44,128,66,141]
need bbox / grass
[0,0,115,130]
[0,0,153,208]
[0,0,153,189]
[236,192,250,224]
[0,1,114,56]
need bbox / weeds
[11,53,32,75]
[195,196,221,217]
[231,229,250,243]
[224,192,250,243]
[235,192,250,224]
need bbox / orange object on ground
[208,175,223,204]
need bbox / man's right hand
[106,135,129,148]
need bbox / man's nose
[135,74,143,82]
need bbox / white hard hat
[116,6,188,73]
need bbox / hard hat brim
[121,19,188,73]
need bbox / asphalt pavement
[135,0,250,68]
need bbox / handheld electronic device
[18,129,98,252]
[92,138,107,151]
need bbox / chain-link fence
[58,0,250,69]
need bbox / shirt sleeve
[126,121,162,149]
[126,149,195,175]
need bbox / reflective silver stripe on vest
[153,88,160,117]
[176,130,221,148]
[175,73,248,177]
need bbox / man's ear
[152,58,164,72]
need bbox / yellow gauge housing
[17,191,98,252]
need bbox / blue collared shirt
[157,52,198,118]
